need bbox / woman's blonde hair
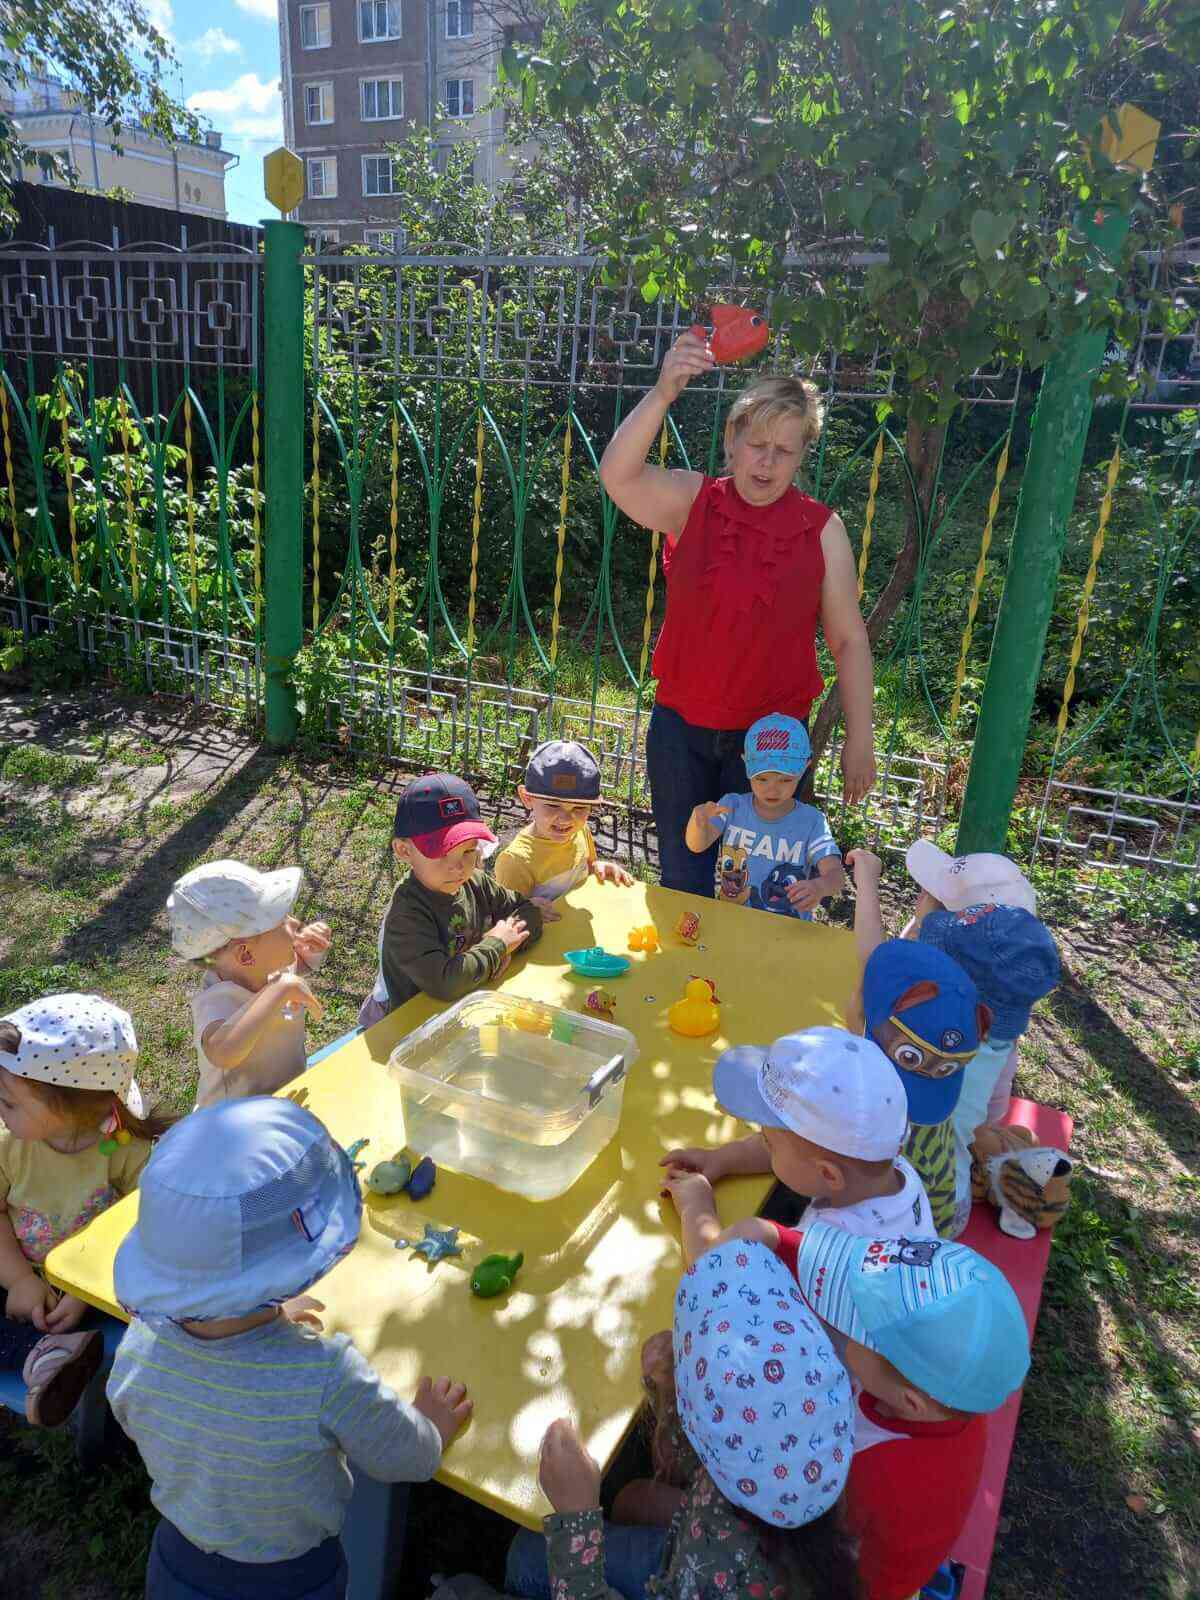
[723,375,825,468]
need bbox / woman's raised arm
[819,513,878,804]
[599,332,708,540]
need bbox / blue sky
[147,0,285,225]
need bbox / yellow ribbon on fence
[184,392,198,615]
[59,387,80,589]
[948,432,1012,727]
[637,420,671,686]
[549,419,571,667]
[251,391,263,633]
[466,411,484,657]
[388,409,400,646]
[0,384,21,578]
[1053,447,1120,753]
[117,392,139,605]
[310,397,321,634]
[856,429,885,600]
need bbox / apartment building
[5,70,236,220]
[278,0,521,245]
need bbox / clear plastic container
[387,993,639,1201]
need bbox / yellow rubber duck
[628,923,660,953]
[507,1005,551,1035]
[668,978,721,1038]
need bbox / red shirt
[772,1227,986,1600]
[651,475,829,729]
[844,1395,986,1600]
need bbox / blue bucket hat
[918,904,1060,1040]
[791,1219,1030,1413]
[862,940,984,1126]
[115,1098,362,1323]
[674,1241,853,1527]
[743,714,812,779]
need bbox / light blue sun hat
[115,1097,361,1322]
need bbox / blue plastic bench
[0,1312,126,1468]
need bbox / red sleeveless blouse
[651,475,829,729]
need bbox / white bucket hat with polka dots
[167,860,303,960]
[0,993,138,1099]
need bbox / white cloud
[233,0,278,20]
[188,27,243,60]
[188,73,283,145]
[143,0,175,42]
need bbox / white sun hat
[0,993,138,1099]
[167,860,303,960]
[905,841,1037,915]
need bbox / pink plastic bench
[950,1097,1074,1600]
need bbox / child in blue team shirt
[685,713,844,919]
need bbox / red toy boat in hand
[690,304,770,364]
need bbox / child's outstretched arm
[684,801,730,854]
[320,1341,471,1483]
[846,848,886,963]
[660,1168,780,1267]
[201,972,323,1073]
[659,1133,771,1185]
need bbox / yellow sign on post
[1098,104,1159,174]
[263,146,305,216]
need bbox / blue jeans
[505,1523,668,1600]
[646,704,749,896]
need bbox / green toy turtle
[470,1251,524,1298]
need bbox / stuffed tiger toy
[969,1123,1074,1240]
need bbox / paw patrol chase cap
[862,940,985,1126]
[115,1097,361,1323]
[168,860,303,960]
[743,713,812,778]
[906,841,1037,915]
[392,772,497,858]
[674,1241,854,1527]
[918,904,1060,1040]
[713,1025,907,1161]
[791,1218,1030,1413]
[523,739,603,803]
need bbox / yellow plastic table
[46,878,857,1533]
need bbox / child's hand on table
[659,1146,727,1184]
[487,915,530,954]
[660,1166,716,1218]
[539,1418,602,1514]
[592,859,634,886]
[413,1375,473,1449]
[281,1295,325,1332]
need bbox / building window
[300,4,331,48]
[446,0,473,38]
[364,229,400,250]
[308,228,340,250]
[443,78,475,119]
[304,81,334,125]
[362,155,397,196]
[361,78,404,120]
[359,0,401,42]
[307,156,337,198]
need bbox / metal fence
[0,228,1198,894]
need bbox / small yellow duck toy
[507,1004,551,1035]
[628,923,660,953]
[668,978,721,1038]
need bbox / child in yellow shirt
[493,740,632,918]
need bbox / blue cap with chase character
[862,940,988,1126]
[743,714,812,778]
[918,904,1060,1040]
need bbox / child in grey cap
[493,740,632,918]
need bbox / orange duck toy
[690,305,771,364]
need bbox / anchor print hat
[673,1240,854,1527]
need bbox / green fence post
[954,202,1134,855]
[262,216,305,748]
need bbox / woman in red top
[600,331,877,895]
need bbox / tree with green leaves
[0,0,195,223]
[501,0,1199,752]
